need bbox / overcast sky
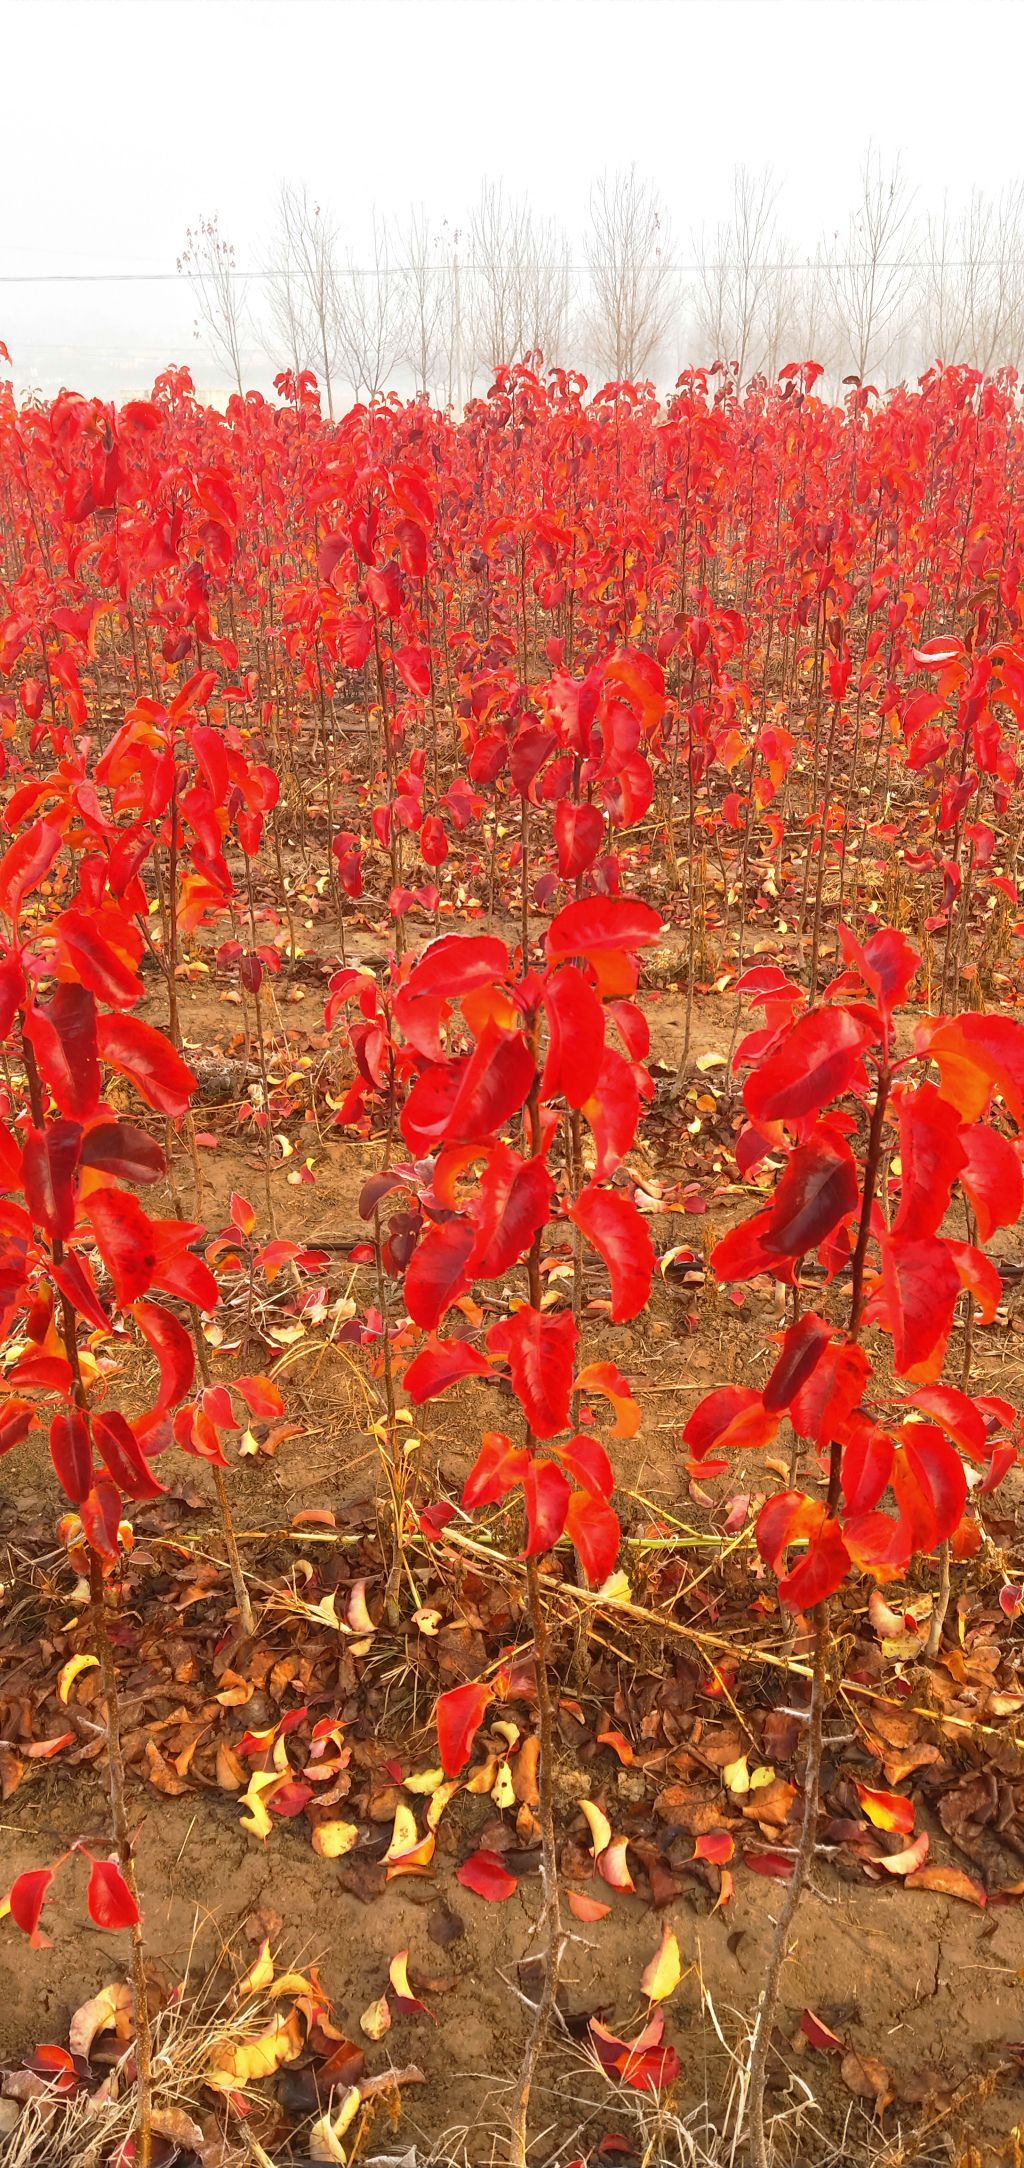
[4,0,1024,397]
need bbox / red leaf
[744,1006,877,1126]
[96,1015,197,1117]
[581,1048,641,1178]
[92,1410,165,1501]
[790,1339,870,1445]
[570,1184,655,1320]
[463,1430,529,1508]
[467,1147,553,1279]
[49,1409,92,1503]
[841,1417,894,1512]
[22,1121,80,1240]
[0,821,62,921]
[926,1012,1024,1129]
[541,964,605,1109]
[892,1424,968,1551]
[25,985,100,1119]
[403,1338,492,1402]
[546,897,662,961]
[778,1517,851,1608]
[556,1432,614,1498]
[235,1373,286,1419]
[132,1300,194,1410]
[8,1865,54,1942]
[405,1218,475,1329]
[53,909,143,1007]
[437,1681,491,1776]
[683,1386,779,1461]
[555,801,604,879]
[879,1234,960,1374]
[80,1477,123,1558]
[523,1457,572,1554]
[763,1313,832,1413]
[565,1489,620,1585]
[767,1128,859,1256]
[838,925,920,1015]
[456,1849,518,1901]
[488,1306,578,1437]
[80,1121,165,1186]
[959,1124,1024,1241]
[87,1187,156,1304]
[756,1493,851,1608]
[892,1084,966,1241]
[442,1023,534,1146]
[86,1857,140,1930]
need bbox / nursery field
[3,355,1024,2168]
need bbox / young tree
[264,183,312,384]
[925,187,1024,375]
[401,204,446,397]
[787,242,838,380]
[468,182,572,383]
[693,165,784,381]
[268,184,343,418]
[826,150,917,383]
[585,167,677,383]
[335,214,409,401]
[178,214,248,396]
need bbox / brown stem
[746,1055,888,2165]
[743,1603,828,2168]
[190,1310,255,1638]
[509,1549,564,2168]
[89,1554,154,2168]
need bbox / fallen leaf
[57,1654,99,1704]
[905,1864,986,1906]
[568,1889,611,1923]
[312,1820,359,1860]
[359,1994,391,2041]
[456,1849,518,1902]
[641,1922,682,2003]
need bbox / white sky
[4,0,1024,395]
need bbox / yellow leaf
[749,1764,776,1791]
[69,1982,133,2057]
[359,1994,391,2041]
[208,2008,305,2088]
[239,1769,286,1840]
[641,1922,682,2003]
[404,1766,444,1795]
[723,1754,750,1794]
[235,1936,275,1999]
[425,1779,461,1831]
[57,1654,98,1704]
[580,1798,613,1858]
[491,1763,516,1810]
[384,1803,421,1861]
[310,2085,361,2162]
[311,1820,358,1859]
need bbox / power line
[0,258,1018,285]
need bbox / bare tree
[178,214,248,394]
[401,205,446,396]
[925,187,1024,375]
[287,187,343,417]
[334,213,409,400]
[264,185,312,383]
[586,167,676,383]
[787,243,838,380]
[437,223,466,410]
[826,150,917,382]
[468,182,572,383]
[693,166,783,380]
